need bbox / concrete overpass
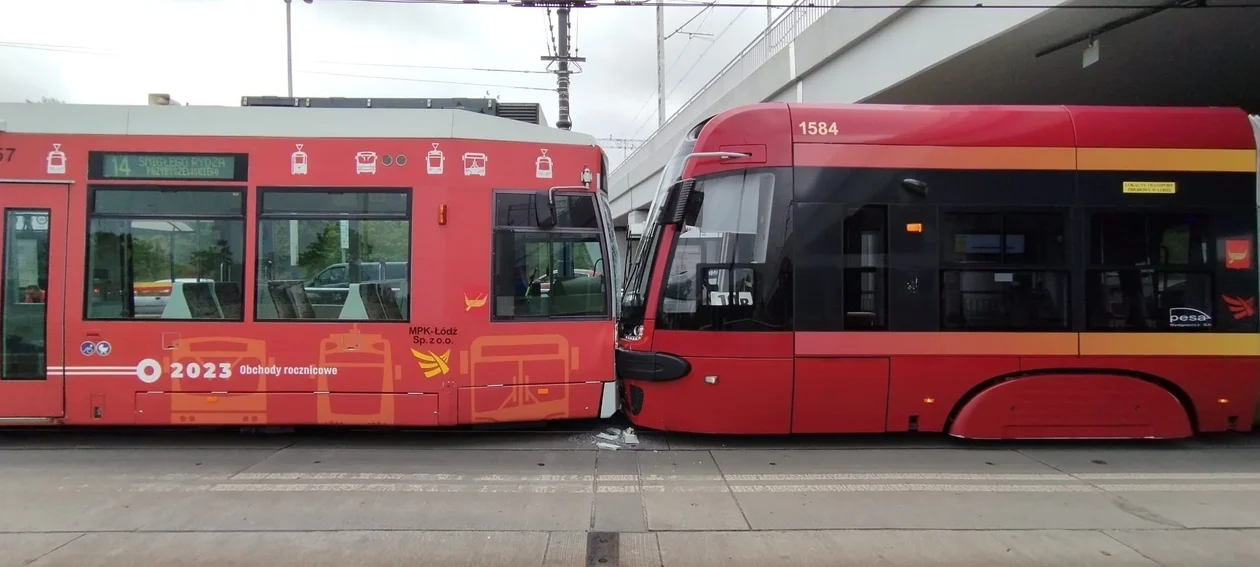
[606,0,1260,253]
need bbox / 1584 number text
[798,121,839,136]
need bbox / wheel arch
[942,367,1199,437]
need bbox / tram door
[0,183,67,418]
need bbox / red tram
[616,103,1260,439]
[0,99,620,427]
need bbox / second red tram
[0,99,620,427]
[616,103,1260,439]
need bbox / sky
[1,0,784,168]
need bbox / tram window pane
[941,211,1064,266]
[85,218,246,321]
[1086,270,1214,331]
[1085,211,1215,331]
[261,191,408,216]
[2,210,50,379]
[941,269,1069,330]
[1090,212,1211,267]
[941,212,1004,265]
[494,193,598,229]
[255,219,410,321]
[92,188,243,216]
[842,206,887,330]
[1004,212,1065,265]
[491,230,608,319]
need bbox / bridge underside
[871,2,1260,112]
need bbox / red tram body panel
[616,103,1260,439]
[0,101,619,427]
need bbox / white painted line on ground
[230,471,1260,483]
[1074,473,1260,481]
[720,473,1077,481]
[233,473,608,482]
[134,482,593,494]
[1097,483,1260,492]
[6,473,236,482]
[721,483,1260,493]
[727,484,1103,493]
[106,481,1260,495]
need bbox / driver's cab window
[657,170,779,331]
[491,191,610,320]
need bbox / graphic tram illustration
[316,328,405,425]
[459,334,577,423]
[162,337,273,425]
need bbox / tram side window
[793,204,888,331]
[842,206,888,330]
[3,210,51,379]
[1086,211,1213,331]
[939,210,1069,330]
[255,190,411,321]
[85,188,246,321]
[491,192,608,319]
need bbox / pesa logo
[1168,307,1212,328]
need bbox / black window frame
[253,187,413,323]
[490,189,612,322]
[790,203,891,332]
[2,208,52,380]
[938,207,1072,332]
[83,185,248,322]
[840,204,889,331]
[1084,207,1217,332]
[259,189,410,218]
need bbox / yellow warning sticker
[1122,181,1176,194]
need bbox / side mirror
[535,191,557,228]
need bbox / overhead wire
[664,3,717,40]
[620,3,717,135]
[661,7,744,102]
[665,5,718,79]
[620,20,698,129]
[628,6,747,140]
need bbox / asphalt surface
[1,425,1259,566]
